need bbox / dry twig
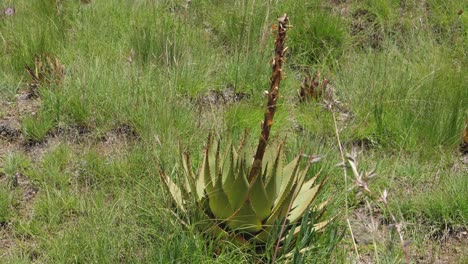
[333,112,361,261]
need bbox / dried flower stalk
[249,14,289,181]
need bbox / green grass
[0,0,467,262]
[0,187,12,224]
[400,171,467,228]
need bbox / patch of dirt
[20,136,62,163]
[95,123,140,156]
[50,125,92,144]
[191,86,250,130]
[450,153,468,174]
[415,227,468,264]
[0,225,17,259]
[194,86,249,108]
[349,214,383,246]
[0,141,15,159]
[0,100,21,141]
[0,92,41,142]
[109,123,139,140]
[0,120,20,141]
[329,0,352,16]
[0,98,25,161]
[348,205,468,264]
[9,173,39,219]
[15,92,41,117]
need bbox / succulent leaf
[288,172,321,222]
[206,183,233,220]
[249,173,271,222]
[196,149,207,200]
[207,136,219,188]
[227,200,262,233]
[265,144,284,207]
[221,144,234,184]
[223,149,249,210]
[288,184,320,223]
[272,154,302,211]
[204,140,233,220]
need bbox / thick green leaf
[297,172,319,195]
[289,174,328,222]
[266,185,296,225]
[196,148,207,200]
[204,139,233,219]
[207,137,219,188]
[288,172,320,223]
[238,140,253,173]
[221,144,233,185]
[288,184,320,223]
[249,172,271,221]
[254,187,297,244]
[265,144,284,208]
[196,208,233,241]
[223,148,249,210]
[272,154,302,211]
[227,201,262,233]
[205,177,233,220]
[263,158,308,232]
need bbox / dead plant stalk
[249,14,289,182]
[333,112,361,261]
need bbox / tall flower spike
[249,14,289,182]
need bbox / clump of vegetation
[21,112,55,143]
[298,70,329,102]
[25,53,65,96]
[287,2,347,64]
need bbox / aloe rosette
[161,136,331,246]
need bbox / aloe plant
[161,137,331,245]
[160,14,333,254]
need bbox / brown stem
[248,14,289,182]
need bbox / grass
[0,0,467,262]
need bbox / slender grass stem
[332,111,360,261]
